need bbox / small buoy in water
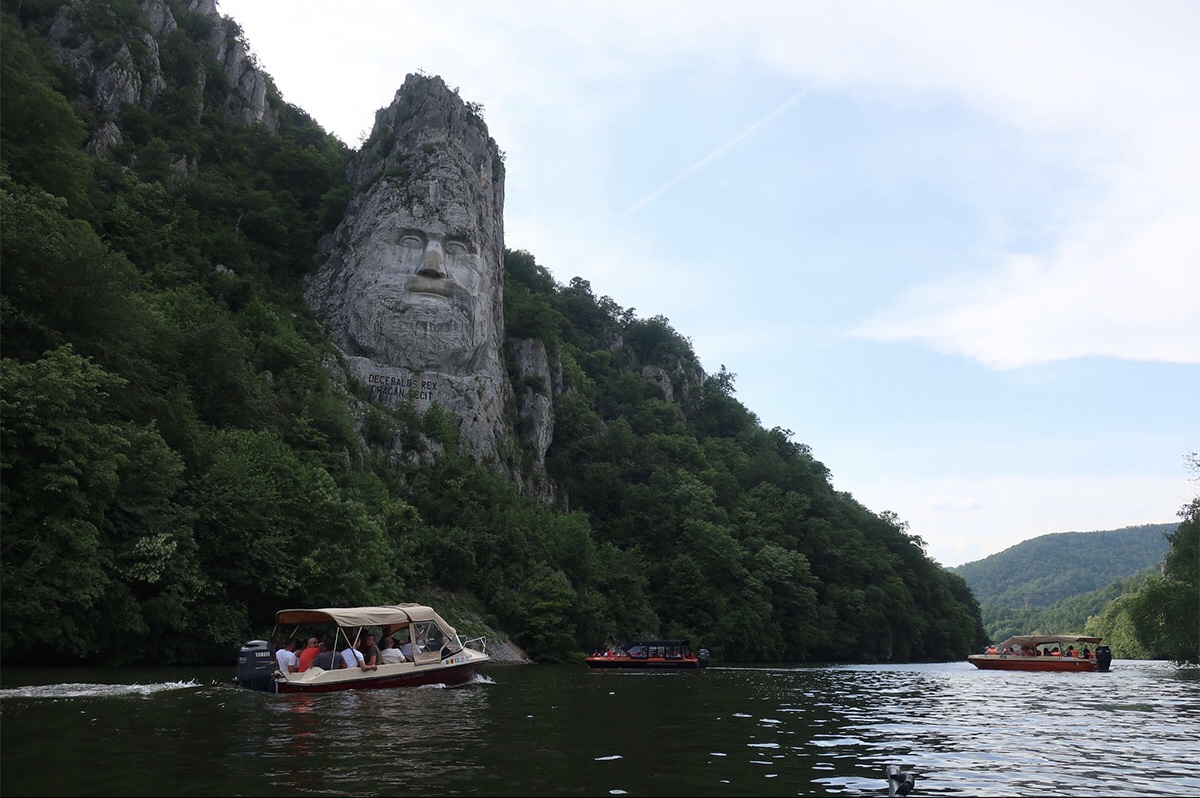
[886,764,915,796]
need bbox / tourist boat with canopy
[967,634,1112,672]
[585,639,710,670]
[235,603,490,693]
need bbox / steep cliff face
[305,74,514,465]
[301,75,559,500]
[45,0,275,155]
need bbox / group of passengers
[984,643,1094,658]
[274,630,416,674]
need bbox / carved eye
[399,235,424,248]
[444,241,469,256]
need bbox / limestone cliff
[45,0,275,156]
[304,75,558,500]
[305,74,512,464]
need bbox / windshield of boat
[412,620,448,653]
[625,642,689,659]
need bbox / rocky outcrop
[510,338,556,464]
[306,74,514,466]
[45,0,275,155]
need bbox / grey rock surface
[306,74,512,464]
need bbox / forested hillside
[948,523,1197,658]
[951,524,1175,609]
[4,0,986,667]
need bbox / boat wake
[0,680,202,700]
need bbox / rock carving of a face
[305,74,508,460]
[346,210,494,375]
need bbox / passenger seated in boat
[340,641,375,671]
[1065,645,1076,658]
[359,632,381,669]
[297,637,321,672]
[275,638,301,673]
[1082,646,1092,658]
[310,639,338,670]
[379,637,406,664]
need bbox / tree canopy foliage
[951,524,1175,612]
[6,0,994,666]
[1124,484,1199,664]
[950,518,1197,663]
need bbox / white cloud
[854,170,1200,369]
[763,1,1200,369]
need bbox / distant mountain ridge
[950,523,1176,610]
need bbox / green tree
[0,346,189,661]
[0,18,93,211]
[1128,490,1199,665]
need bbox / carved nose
[418,241,445,277]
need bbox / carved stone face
[341,208,498,375]
[392,226,486,300]
[304,74,509,461]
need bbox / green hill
[950,523,1175,610]
[949,524,1175,642]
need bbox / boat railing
[460,635,488,655]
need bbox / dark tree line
[1,0,990,667]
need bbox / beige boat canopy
[999,634,1102,650]
[275,604,454,637]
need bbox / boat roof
[998,634,1102,649]
[275,604,453,635]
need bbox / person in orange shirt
[297,636,321,672]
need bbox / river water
[1,659,1197,796]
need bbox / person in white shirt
[379,636,406,665]
[340,641,375,671]
[275,638,300,673]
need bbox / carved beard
[356,283,489,374]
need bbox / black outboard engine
[1095,645,1113,672]
[697,648,710,669]
[236,640,278,691]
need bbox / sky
[215,0,1199,567]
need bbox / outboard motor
[236,640,278,691]
[697,648,710,669]
[1095,645,1113,672]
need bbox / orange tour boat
[968,634,1112,672]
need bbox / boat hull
[968,654,1100,672]
[274,660,483,693]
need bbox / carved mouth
[407,275,454,297]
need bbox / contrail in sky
[622,83,814,218]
